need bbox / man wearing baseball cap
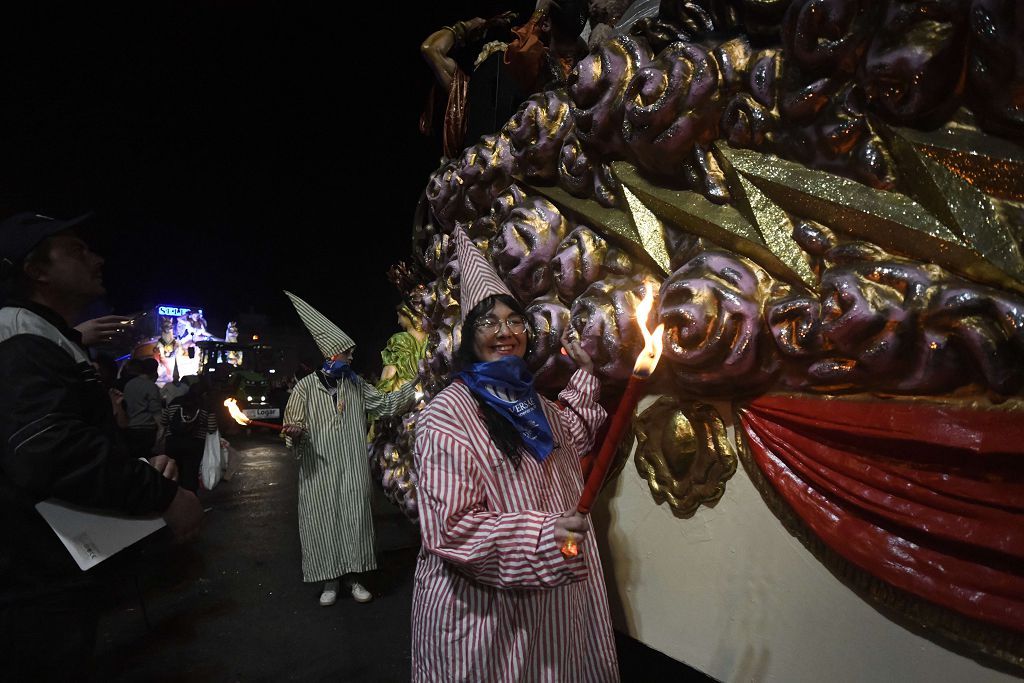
[0,211,204,679]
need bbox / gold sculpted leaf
[715,143,1024,296]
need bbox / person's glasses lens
[477,318,526,335]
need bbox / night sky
[0,1,528,374]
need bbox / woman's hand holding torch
[560,281,664,558]
[554,510,590,558]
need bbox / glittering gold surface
[895,124,1024,202]
[633,397,737,517]
[519,177,666,274]
[613,161,815,290]
[716,143,1024,296]
[994,199,1024,254]
[620,185,671,275]
[718,154,817,289]
[887,128,1024,281]
[735,397,1024,673]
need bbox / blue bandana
[321,358,359,383]
[457,356,554,462]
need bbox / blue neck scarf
[321,357,359,383]
[457,356,554,463]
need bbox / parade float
[129,304,283,426]
[129,303,219,384]
[370,1,1024,679]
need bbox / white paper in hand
[35,499,166,571]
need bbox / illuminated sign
[157,305,201,317]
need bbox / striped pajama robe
[284,372,415,582]
[411,369,619,682]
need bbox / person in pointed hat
[281,290,418,606]
[409,229,619,681]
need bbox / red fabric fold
[739,395,1024,633]
[442,68,470,160]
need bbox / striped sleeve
[361,379,415,421]
[415,421,588,589]
[160,406,174,427]
[556,369,606,455]
[199,408,218,435]
[282,382,306,451]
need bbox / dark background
[0,1,530,375]
[0,8,719,679]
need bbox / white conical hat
[454,228,512,321]
[284,290,355,357]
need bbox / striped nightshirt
[284,372,415,582]
[411,369,619,682]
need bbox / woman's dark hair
[455,294,536,469]
[454,294,534,368]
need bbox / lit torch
[562,282,664,557]
[224,398,283,431]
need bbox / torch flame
[632,282,665,377]
[224,398,251,425]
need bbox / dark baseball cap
[0,211,94,277]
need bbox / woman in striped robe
[411,293,619,682]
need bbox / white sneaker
[319,580,339,607]
[349,581,372,603]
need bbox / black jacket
[0,301,178,603]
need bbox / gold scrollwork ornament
[634,397,737,517]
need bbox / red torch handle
[247,420,283,431]
[576,375,643,515]
[561,375,644,558]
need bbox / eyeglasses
[474,316,527,335]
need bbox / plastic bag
[200,429,223,490]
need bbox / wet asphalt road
[87,433,709,682]
[90,433,419,682]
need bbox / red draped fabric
[739,396,1024,633]
[442,68,469,161]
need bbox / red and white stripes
[412,370,619,682]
